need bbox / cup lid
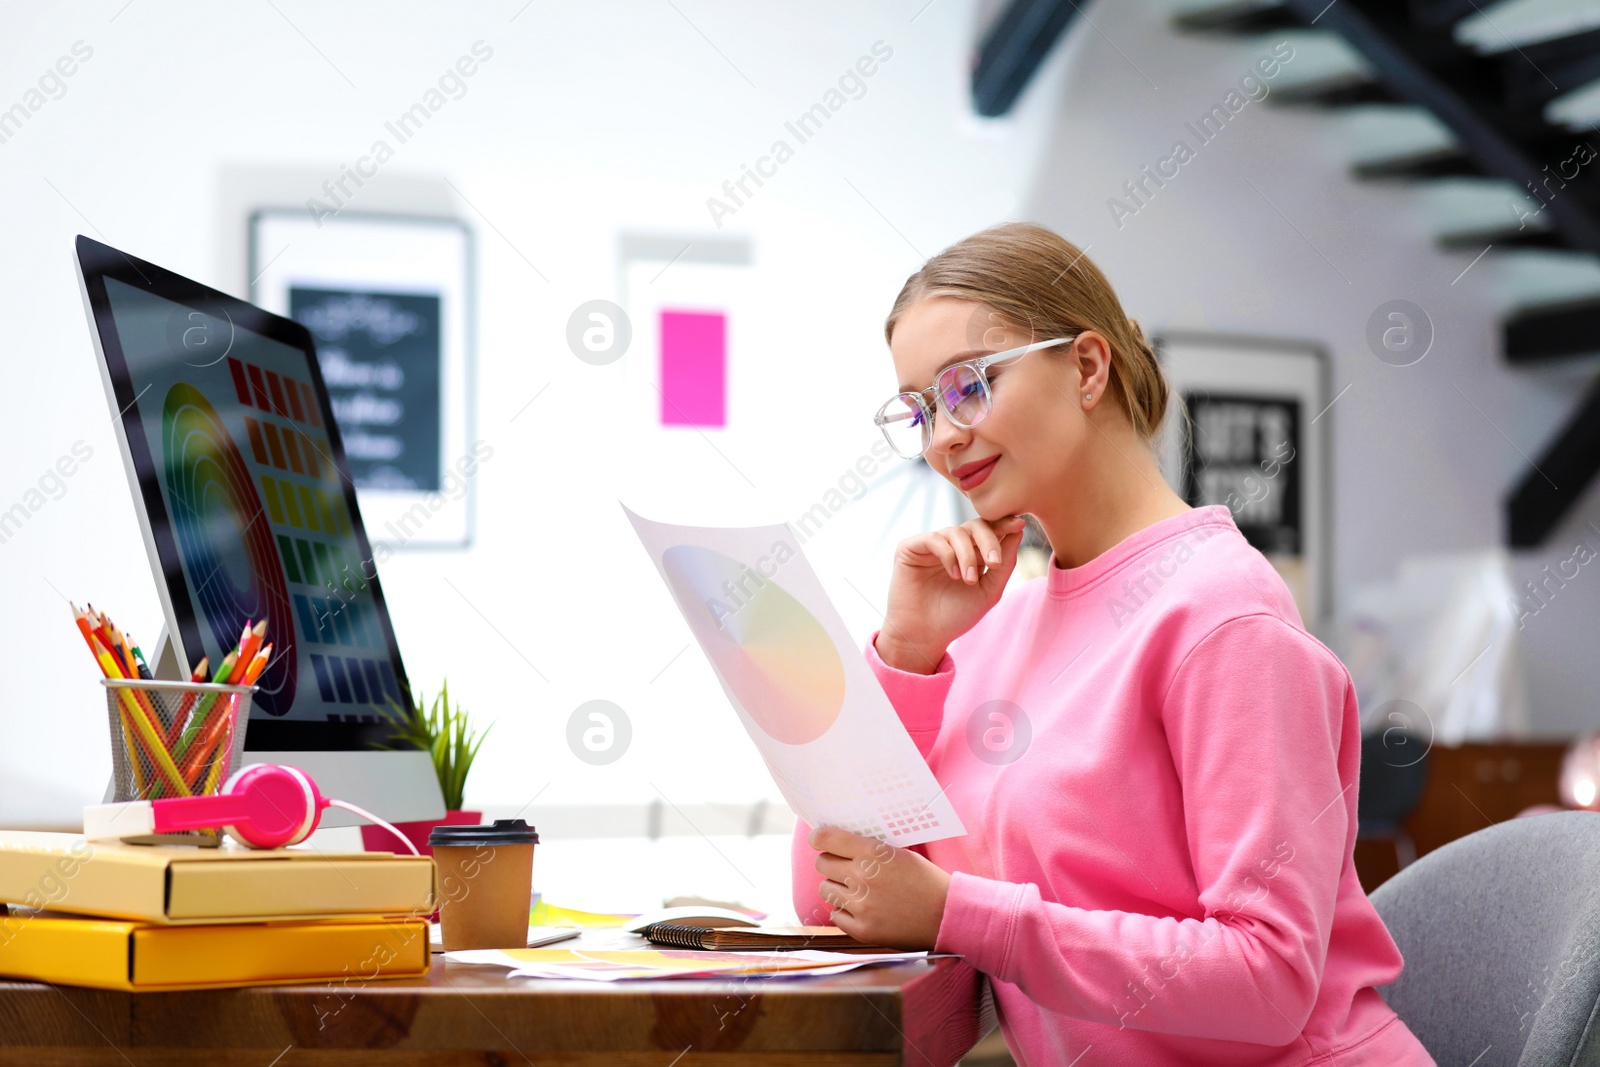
[428,818,539,846]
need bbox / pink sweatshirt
[792,505,1435,1066]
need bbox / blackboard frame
[249,210,476,551]
[1153,330,1331,629]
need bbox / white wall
[8,0,1597,897]
[0,0,1071,828]
[1021,0,1600,739]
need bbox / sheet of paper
[430,924,580,949]
[444,946,930,981]
[623,505,965,846]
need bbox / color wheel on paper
[662,545,845,745]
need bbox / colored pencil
[88,633,122,679]
[171,652,238,762]
[70,603,96,654]
[184,641,271,787]
[227,620,266,685]
[180,699,235,783]
[201,756,225,797]
[92,635,189,797]
[90,612,116,663]
[76,602,275,799]
[130,639,154,681]
[105,617,140,680]
[163,656,210,749]
[200,711,235,796]
[83,606,184,790]
[107,627,171,747]
[210,650,239,685]
[242,643,272,685]
[75,605,148,797]
[225,620,252,680]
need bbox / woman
[791,223,1434,1065]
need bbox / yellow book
[0,831,434,925]
[0,910,430,991]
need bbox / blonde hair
[884,222,1168,441]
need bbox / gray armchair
[1369,810,1600,1066]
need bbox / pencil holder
[102,680,255,815]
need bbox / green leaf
[366,676,487,811]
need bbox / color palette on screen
[160,382,297,715]
[182,354,398,721]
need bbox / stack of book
[0,831,434,991]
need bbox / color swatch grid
[227,356,323,430]
[257,472,351,537]
[292,593,382,649]
[308,652,399,716]
[224,356,398,722]
[277,534,360,591]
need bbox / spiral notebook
[641,923,891,953]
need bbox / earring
[1083,393,1093,401]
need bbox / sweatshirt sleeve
[860,627,956,759]
[791,628,958,924]
[932,613,1354,1045]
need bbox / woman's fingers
[954,516,1025,584]
[944,526,981,583]
[981,529,1023,592]
[816,852,872,893]
[815,852,850,880]
[966,518,1007,566]
[903,514,1027,584]
[903,531,957,579]
[819,877,863,910]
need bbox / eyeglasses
[873,335,1078,459]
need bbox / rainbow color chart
[162,382,297,714]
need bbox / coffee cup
[428,818,540,951]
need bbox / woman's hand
[810,826,952,949]
[877,515,1028,673]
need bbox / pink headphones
[83,764,417,852]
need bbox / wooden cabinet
[1354,741,1568,894]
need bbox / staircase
[973,0,1600,547]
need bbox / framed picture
[249,210,474,550]
[1153,330,1330,628]
[615,232,752,433]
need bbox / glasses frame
[874,334,1079,459]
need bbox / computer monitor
[74,235,445,825]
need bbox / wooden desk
[0,954,993,1066]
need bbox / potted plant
[363,680,492,855]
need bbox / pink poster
[659,310,726,427]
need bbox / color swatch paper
[624,505,964,846]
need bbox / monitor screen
[77,237,414,753]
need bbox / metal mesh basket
[103,680,254,811]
